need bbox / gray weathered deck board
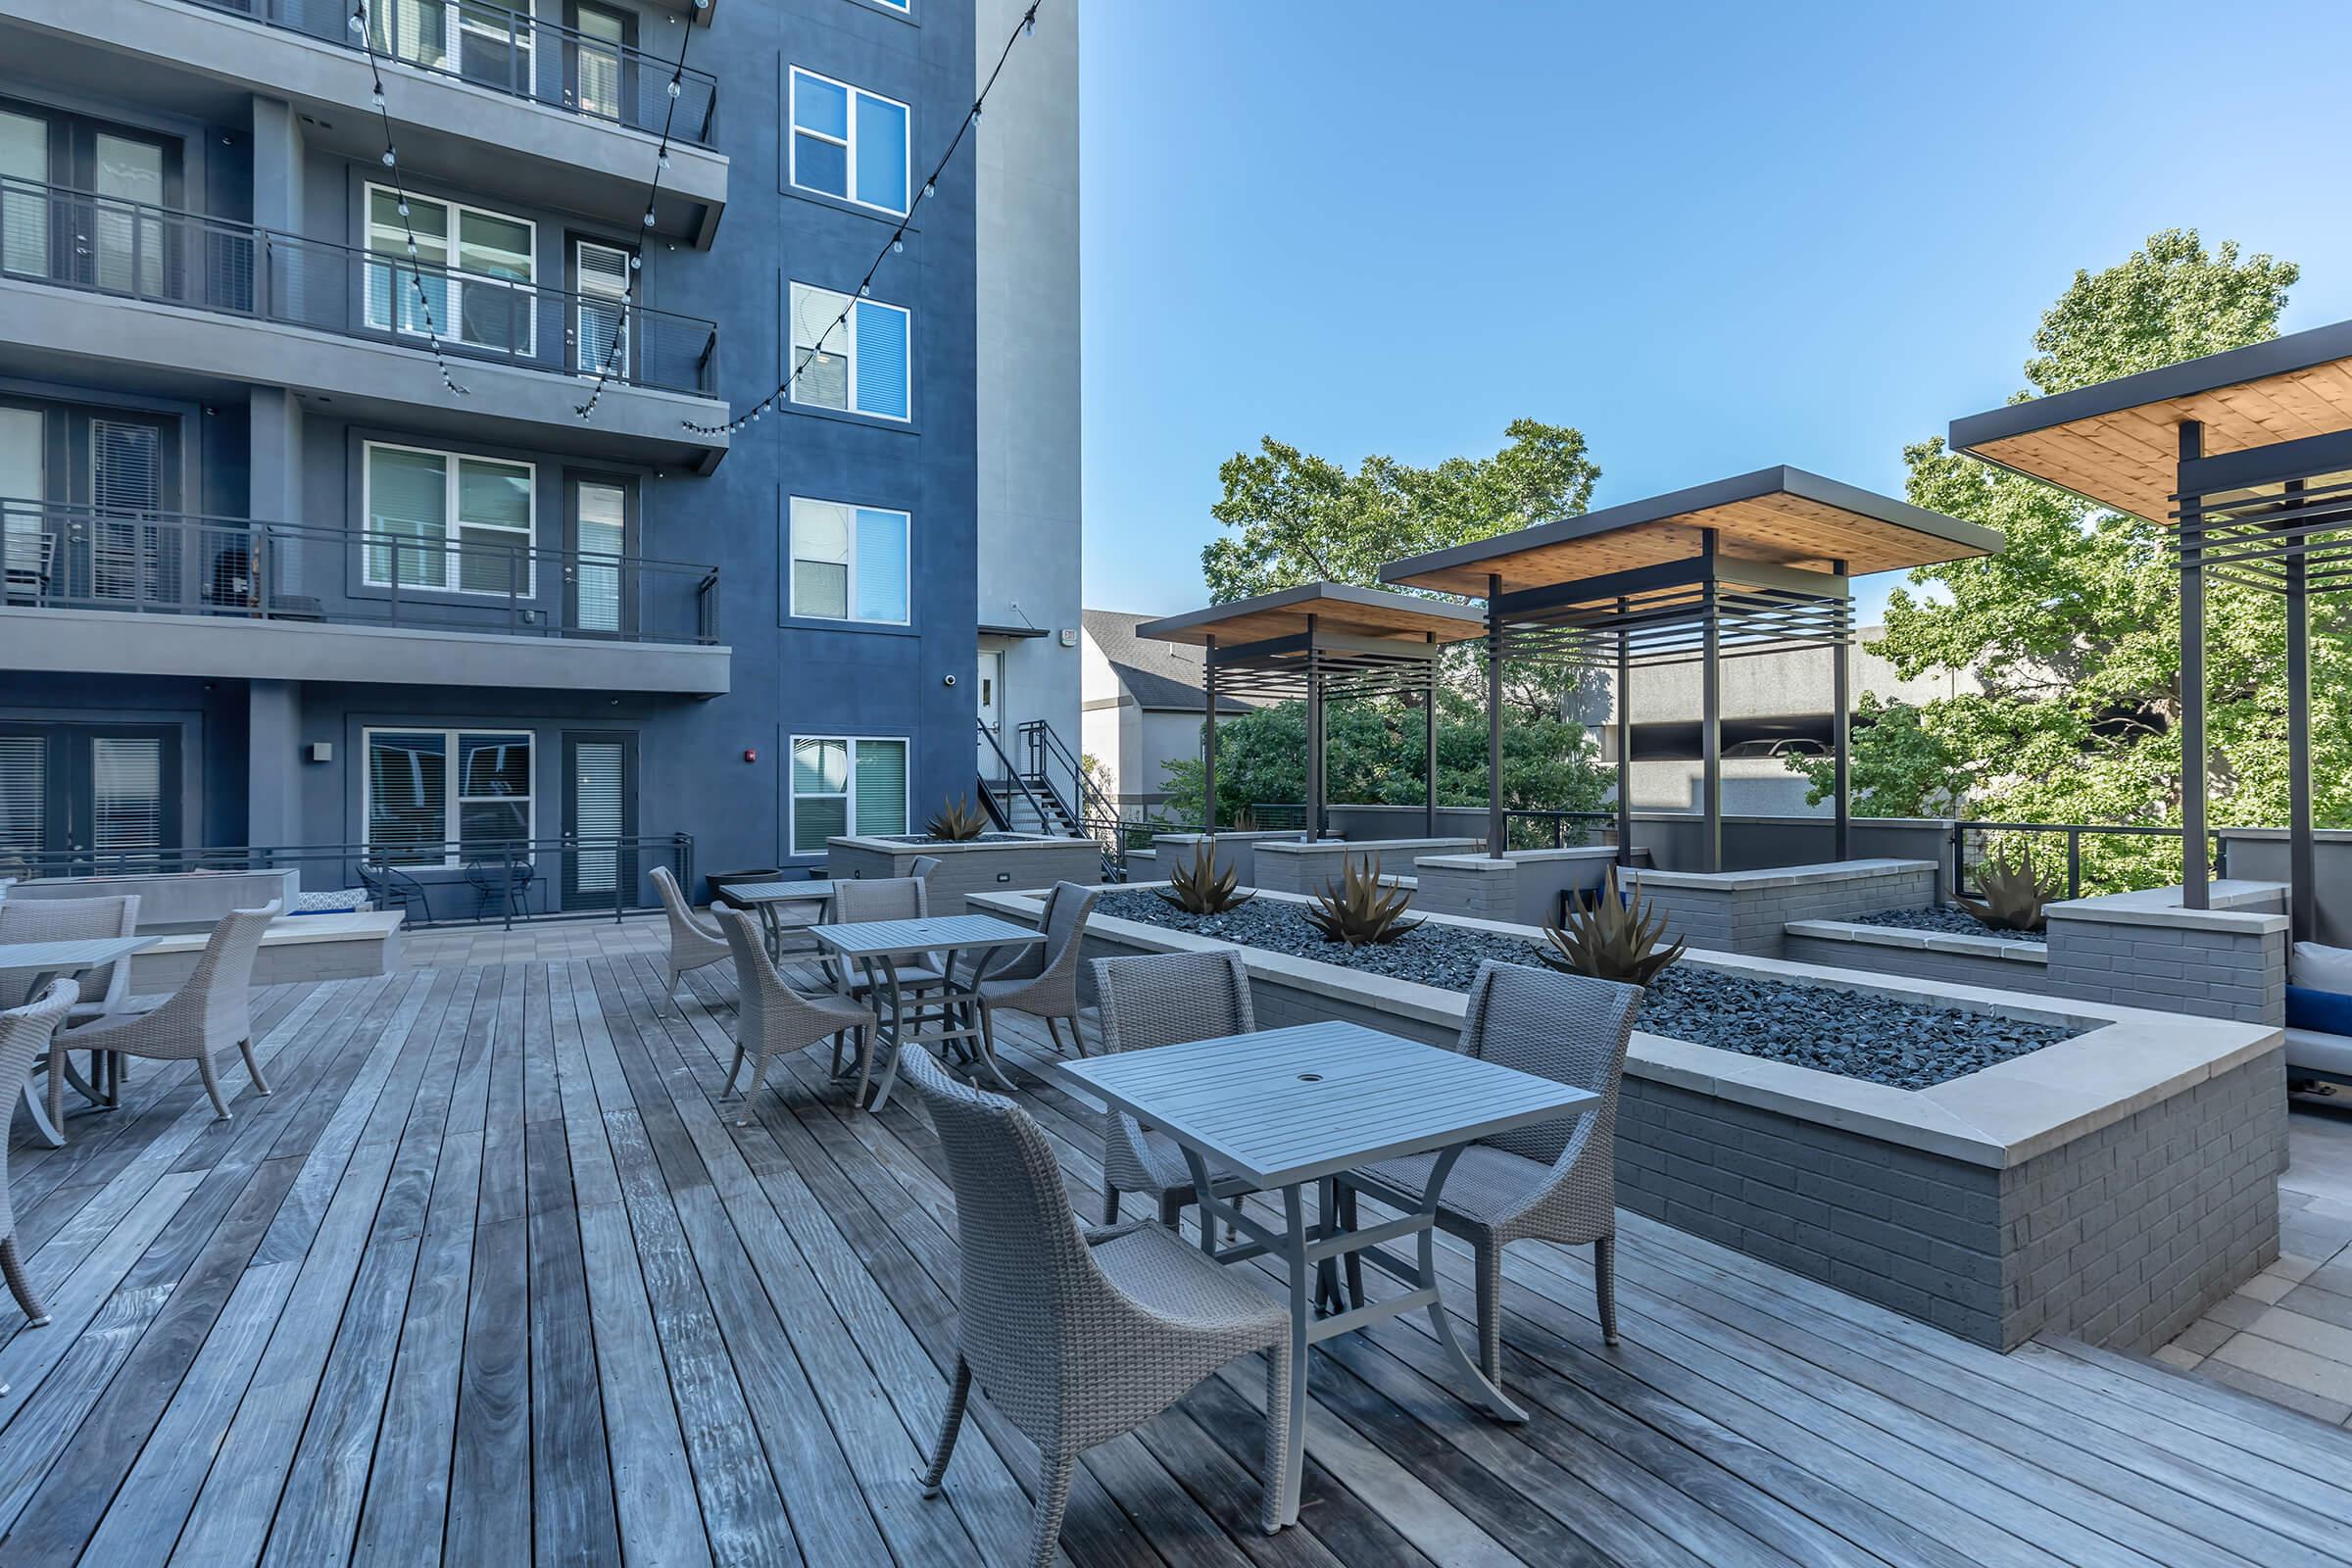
[0,944,2337,1568]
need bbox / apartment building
[0,0,1082,904]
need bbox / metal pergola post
[1423,631,1440,838]
[1305,613,1326,840]
[2178,421,2209,909]
[2284,479,2316,939]
[1699,529,1723,874]
[1832,556,1851,861]
[1486,572,1505,856]
[1614,612,1633,867]
[1202,632,1219,833]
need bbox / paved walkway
[2157,1096,2352,1426]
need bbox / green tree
[1823,229,2352,889]
[1789,695,1969,817]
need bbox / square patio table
[1055,1018,1594,1527]
[721,879,839,959]
[0,936,159,1149]
[809,914,1044,1111]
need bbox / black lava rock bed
[1843,905,2048,945]
[1093,890,2076,1090]
[879,832,1034,844]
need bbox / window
[365,185,536,356]
[574,238,631,379]
[789,498,907,623]
[366,728,533,867]
[789,282,909,420]
[788,68,909,214]
[364,441,535,596]
[790,736,905,855]
[370,1,535,93]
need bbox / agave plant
[926,794,991,842]
[1301,856,1422,946]
[1159,839,1254,915]
[1541,865,1686,986]
[1954,847,2061,933]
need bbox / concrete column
[247,680,301,852]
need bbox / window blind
[0,735,45,863]
[571,740,625,894]
[853,739,906,836]
[854,508,907,621]
[89,736,163,857]
[854,302,908,418]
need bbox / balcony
[0,0,728,243]
[0,177,729,469]
[0,501,731,694]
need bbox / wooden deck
[2,945,2350,1566]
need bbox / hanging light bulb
[349,12,367,34]
[891,238,904,255]
[381,148,397,166]
[658,153,670,171]
[397,200,409,217]
[643,209,657,227]
[1025,12,1036,35]
[667,77,682,99]
[371,86,386,109]
[923,180,936,199]
[629,254,643,270]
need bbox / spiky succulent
[1541,865,1686,986]
[1300,857,1421,946]
[1159,840,1254,914]
[1954,847,2060,933]
[926,794,991,842]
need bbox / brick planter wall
[1630,860,1937,957]
[825,835,1103,913]
[1251,838,1478,897]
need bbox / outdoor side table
[0,936,160,1149]
[809,914,1044,1112]
[1056,1019,1593,1529]
[721,879,839,961]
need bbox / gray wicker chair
[1336,959,1640,1376]
[902,1045,1293,1561]
[968,880,1099,1057]
[0,893,141,1024]
[832,876,951,995]
[0,980,74,1350]
[58,903,279,1128]
[652,865,730,1011]
[713,906,876,1120]
[1088,949,1265,1234]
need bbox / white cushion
[2293,941,2352,992]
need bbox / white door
[976,649,1004,776]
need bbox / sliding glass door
[0,722,181,878]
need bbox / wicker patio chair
[58,903,279,1129]
[832,876,952,998]
[0,980,74,1350]
[0,893,140,1025]
[967,880,1099,1057]
[1336,959,1640,1375]
[902,1045,1293,1561]
[651,864,730,1011]
[1087,948,1265,1233]
[713,906,876,1120]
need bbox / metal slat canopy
[1950,320,2352,936]
[1380,467,2002,872]
[1136,583,1487,839]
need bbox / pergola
[1136,582,1489,839]
[1951,317,2352,937]
[1381,467,2002,870]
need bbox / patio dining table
[1,936,159,1149]
[1055,1018,1593,1529]
[720,879,839,960]
[809,913,1044,1112]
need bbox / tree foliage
[1815,229,2352,888]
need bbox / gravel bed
[878,832,1036,844]
[1843,905,2047,945]
[1093,890,2075,1090]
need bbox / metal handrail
[1,498,722,646]
[0,175,720,395]
[1952,818,2228,901]
[0,833,695,931]
[975,722,1064,837]
[180,0,720,144]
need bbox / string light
[683,2,1041,437]
[352,2,470,397]
[572,0,707,420]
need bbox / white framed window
[365,183,537,356]
[789,497,907,623]
[790,735,906,855]
[362,440,536,597]
[365,727,533,867]
[787,67,909,215]
[788,281,910,420]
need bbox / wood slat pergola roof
[1135,580,1489,648]
[1948,317,2352,522]
[1379,466,2001,596]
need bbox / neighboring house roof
[1083,609,1260,713]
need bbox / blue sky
[1074,0,2352,624]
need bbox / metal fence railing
[1,499,720,646]
[1951,819,2225,902]
[0,835,695,930]
[0,176,720,394]
[182,0,720,144]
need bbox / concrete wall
[1631,861,1938,958]
[2218,828,2352,948]
[1251,838,1479,897]
[975,0,1083,760]
[1412,848,1621,928]
[824,834,1102,914]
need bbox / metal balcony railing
[179,0,718,145]
[1,500,721,647]
[0,176,720,396]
